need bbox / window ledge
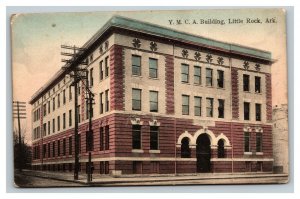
[206,85,214,88]
[132,149,144,153]
[217,87,225,90]
[148,77,159,80]
[181,81,190,85]
[132,75,143,78]
[149,150,160,154]
[256,152,263,155]
[244,152,253,155]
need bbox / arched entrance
[196,134,211,173]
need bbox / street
[14,172,86,188]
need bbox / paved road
[14,172,86,188]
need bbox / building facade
[30,16,273,175]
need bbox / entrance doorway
[196,134,211,172]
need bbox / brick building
[30,16,273,175]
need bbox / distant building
[272,104,289,174]
[29,16,273,175]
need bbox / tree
[13,128,32,170]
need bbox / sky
[11,9,287,144]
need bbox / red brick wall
[32,113,273,174]
[231,68,239,119]
[110,45,125,111]
[265,73,272,122]
[165,55,175,115]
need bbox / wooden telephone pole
[13,101,26,172]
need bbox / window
[63,89,66,104]
[57,93,60,108]
[43,123,46,137]
[90,54,93,62]
[181,64,189,83]
[90,68,93,87]
[86,101,89,120]
[48,121,50,135]
[78,134,81,154]
[243,74,250,91]
[206,98,213,117]
[206,68,213,86]
[244,102,250,120]
[48,143,50,158]
[181,137,191,158]
[182,95,189,115]
[255,76,261,93]
[256,133,262,152]
[69,110,72,127]
[52,118,55,133]
[69,86,72,101]
[52,141,55,157]
[48,101,50,114]
[69,136,72,155]
[53,98,55,111]
[149,58,158,78]
[86,130,94,152]
[77,105,81,123]
[99,61,104,81]
[132,55,141,76]
[43,144,46,158]
[105,126,109,150]
[217,139,225,158]
[150,126,159,150]
[100,127,104,151]
[105,56,109,77]
[105,89,109,112]
[194,96,202,116]
[57,116,60,131]
[217,70,224,88]
[244,132,250,152]
[57,140,60,156]
[63,113,66,129]
[43,104,46,116]
[194,66,201,85]
[63,138,66,156]
[149,91,158,112]
[132,89,141,111]
[132,125,141,149]
[100,92,103,114]
[218,99,225,118]
[255,103,261,121]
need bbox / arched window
[218,139,225,158]
[181,137,191,158]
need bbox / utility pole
[61,44,87,180]
[13,101,26,172]
[85,70,95,183]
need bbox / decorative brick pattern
[231,68,239,119]
[110,45,125,111]
[165,55,175,114]
[266,73,272,122]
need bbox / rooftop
[29,15,272,104]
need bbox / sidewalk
[18,169,288,186]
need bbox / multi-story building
[30,16,273,175]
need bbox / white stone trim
[131,149,144,153]
[177,128,231,148]
[130,118,143,125]
[149,150,161,154]
[256,152,264,155]
[31,157,274,165]
[211,158,273,162]
[244,152,253,155]
[216,133,231,147]
[149,119,160,126]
